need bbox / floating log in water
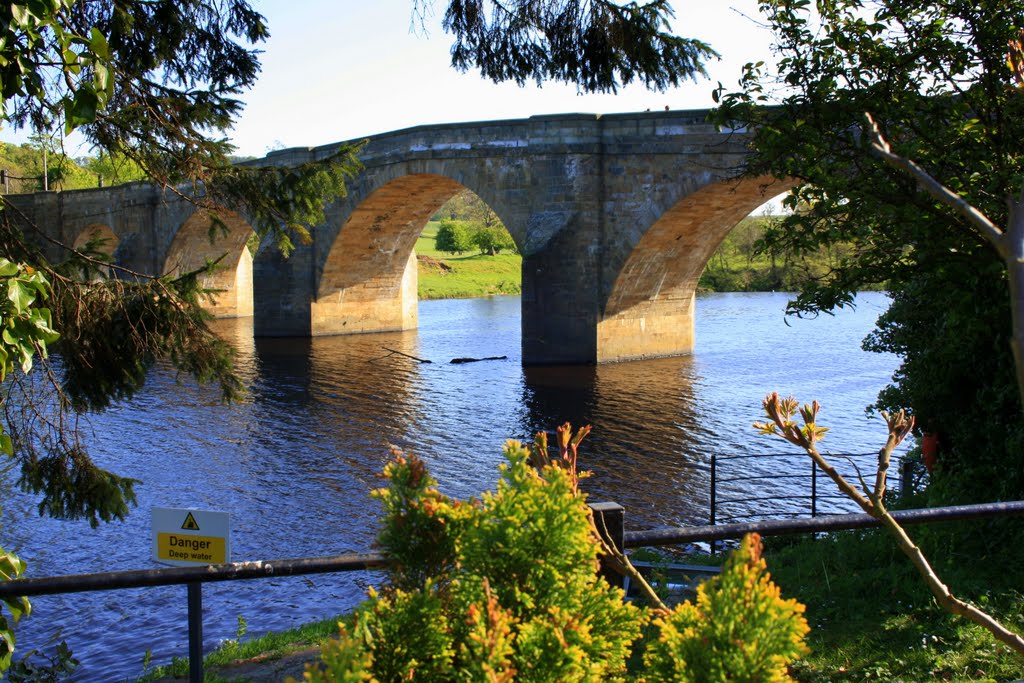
[450,355,507,364]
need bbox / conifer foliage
[427,0,717,93]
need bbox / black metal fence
[0,498,1020,682]
[708,451,923,526]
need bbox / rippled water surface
[4,291,899,680]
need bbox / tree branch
[863,112,1009,259]
[758,394,1024,656]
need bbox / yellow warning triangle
[181,512,200,531]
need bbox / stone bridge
[6,110,789,365]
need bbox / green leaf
[6,279,35,314]
[66,86,99,130]
[93,61,111,99]
[2,596,28,623]
[0,259,18,277]
[88,27,109,60]
[10,4,31,27]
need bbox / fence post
[900,459,913,499]
[589,502,625,589]
[811,460,818,518]
[709,455,717,554]
[1,169,7,194]
[187,582,204,683]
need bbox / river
[3,291,899,681]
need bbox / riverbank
[142,616,339,681]
[416,224,521,299]
[414,220,879,301]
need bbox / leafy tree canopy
[713,0,1024,314]
[711,0,1024,500]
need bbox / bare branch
[863,112,1009,259]
[757,394,1024,656]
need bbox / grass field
[416,221,522,300]
[415,218,874,301]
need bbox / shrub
[434,220,473,254]
[642,533,809,682]
[299,439,809,682]
[471,225,517,255]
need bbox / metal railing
[709,451,922,526]
[0,499,1020,682]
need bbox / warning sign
[181,512,201,531]
[152,507,230,567]
[156,532,226,564]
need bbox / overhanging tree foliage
[0,0,365,527]
[419,0,717,92]
[711,0,1024,501]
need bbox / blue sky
[0,1,775,158]
[228,0,774,156]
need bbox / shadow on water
[523,357,713,530]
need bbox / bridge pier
[596,294,696,363]
[309,250,418,335]
[252,243,316,336]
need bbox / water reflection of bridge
[9,110,788,364]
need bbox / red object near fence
[921,433,940,473]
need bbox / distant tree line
[0,143,259,193]
[698,214,871,293]
[0,142,150,192]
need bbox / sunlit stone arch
[68,223,120,280]
[163,209,255,318]
[72,222,119,255]
[597,176,795,362]
[312,171,518,336]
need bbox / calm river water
[3,291,899,680]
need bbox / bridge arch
[311,171,519,335]
[597,176,794,362]
[163,209,255,319]
[72,223,119,254]
[69,223,119,280]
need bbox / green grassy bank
[415,218,878,301]
[415,222,522,300]
[766,522,1024,682]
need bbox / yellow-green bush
[642,533,809,682]
[299,440,809,682]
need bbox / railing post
[187,582,204,683]
[589,502,625,589]
[900,459,913,499]
[709,455,717,554]
[811,459,818,518]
